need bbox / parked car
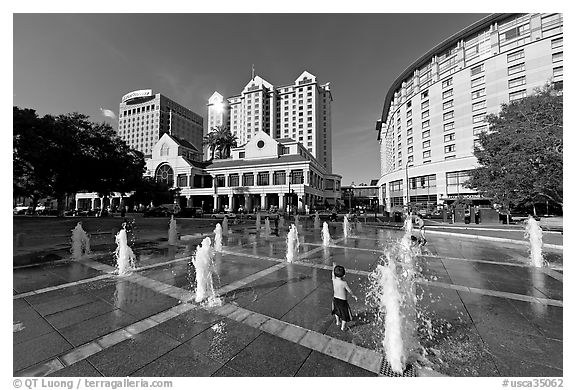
[246,211,278,220]
[13,206,29,215]
[210,211,236,219]
[176,207,204,218]
[417,209,431,218]
[143,205,173,217]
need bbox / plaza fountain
[114,224,136,276]
[367,212,420,375]
[168,215,178,245]
[191,237,220,305]
[222,216,229,236]
[256,213,261,232]
[285,224,300,263]
[343,215,352,238]
[214,223,223,252]
[70,222,91,260]
[294,214,303,234]
[264,218,272,235]
[314,211,320,230]
[321,221,331,247]
[524,215,544,268]
[370,254,404,373]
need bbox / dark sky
[13,13,488,184]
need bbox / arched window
[160,143,170,156]
[155,164,174,186]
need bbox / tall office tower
[118,89,204,157]
[375,13,563,211]
[208,71,334,172]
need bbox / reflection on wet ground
[13,221,562,377]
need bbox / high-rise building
[207,71,334,172]
[118,89,204,156]
[375,13,563,212]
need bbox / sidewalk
[369,217,563,249]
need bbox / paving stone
[507,299,563,340]
[125,318,158,335]
[16,358,65,377]
[154,308,220,343]
[132,345,223,376]
[116,293,180,320]
[299,331,331,352]
[47,360,103,377]
[13,308,55,345]
[259,318,288,336]
[348,347,383,373]
[476,323,563,371]
[489,353,563,377]
[60,309,138,347]
[184,318,262,364]
[323,338,355,362]
[296,350,378,376]
[45,300,117,329]
[458,292,542,337]
[96,329,132,349]
[61,342,103,365]
[87,328,181,376]
[210,365,247,377]
[13,331,73,373]
[226,332,311,376]
[13,268,68,294]
[242,312,270,328]
[277,324,308,344]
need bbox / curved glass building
[375,13,563,212]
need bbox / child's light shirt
[332,277,352,300]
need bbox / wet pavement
[13,217,563,377]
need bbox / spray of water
[365,216,421,374]
[370,255,405,373]
[70,222,91,260]
[265,218,272,235]
[321,222,331,247]
[222,216,229,236]
[343,215,352,238]
[191,237,221,305]
[256,213,261,231]
[214,223,223,252]
[114,227,136,276]
[278,216,285,230]
[168,215,178,245]
[314,211,320,230]
[286,224,300,262]
[524,215,544,268]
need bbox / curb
[425,229,563,250]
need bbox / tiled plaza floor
[13,217,562,377]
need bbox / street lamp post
[405,161,410,214]
[288,172,292,221]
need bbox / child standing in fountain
[332,263,357,331]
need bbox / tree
[465,84,562,213]
[130,176,171,207]
[13,108,54,209]
[203,125,238,160]
[202,130,219,160]
[13,107,146,216]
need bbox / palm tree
[217,127,238,159]
[202,130,219,160]
[204,126,238,159]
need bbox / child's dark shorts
[331,297,352,322]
